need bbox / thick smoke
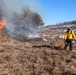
[0,0,6,20]
[0,0,43,41]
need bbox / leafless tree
[32,12,44,28]
[20,5,44,30]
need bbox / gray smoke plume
[0,0,6,20]
[1,0,43,41]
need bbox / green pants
[64,39,72,50]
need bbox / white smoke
[1,0,42,41]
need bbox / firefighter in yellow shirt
[64,27,76,51]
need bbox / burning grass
[0,20,4,30]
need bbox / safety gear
[64,27,76,51]
[64,39,72,51]
[64,30,76,40]
[67,27,72,30]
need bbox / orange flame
[55,42,58,47]
[54,39,63,47]
[0,20,4,30]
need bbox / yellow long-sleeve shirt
[64,30,76,40]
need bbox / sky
[4,0,76,26]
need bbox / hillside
[45,20,76,30]
[0,29,76,75]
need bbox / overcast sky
[4,0,76,25]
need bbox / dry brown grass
[0,30,76,75]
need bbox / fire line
[0,20,4,30]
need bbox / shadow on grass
[32,45,51,48]
[32,45,63,50]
